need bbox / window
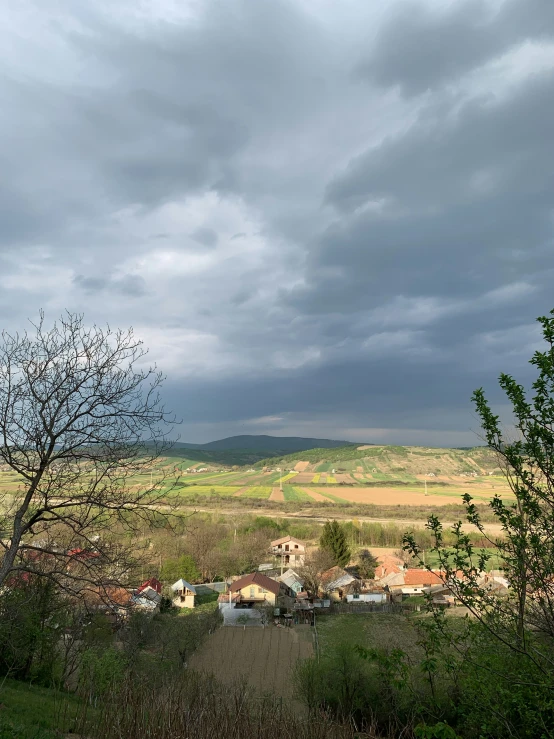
[249,587,255,598]
[353,593,360,599]
[285,545,289,551]
[294,545,298,549]
[259,588,267,594]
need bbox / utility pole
[424,478,428,496]
[280,469,283,492]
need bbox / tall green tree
[357,549,379,579]
[403,309,554,737]
[160,554,200,585]
[320,520,351,567]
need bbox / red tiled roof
[137,577,162,595]
[403,569,443,586]
[230,572,281,596]
[86,586,132,607]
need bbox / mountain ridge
[171,434,359,452]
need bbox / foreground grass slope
[0,679,87,738]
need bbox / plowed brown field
[190,625,313,701]
[291,473,314,483]
[294,461,310,471]
[299,487,332,502]
[269,486,284,501]
[334,474,355,483]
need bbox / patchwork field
[190,625,313,701]
[0,445,514,511]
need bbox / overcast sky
[1,0,553,446]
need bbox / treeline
[173,492,501,522]
[341,520,493,550]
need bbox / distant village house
[270,535,306,567]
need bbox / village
[93,532,511,627]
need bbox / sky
[1,0,553,446]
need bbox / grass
[283,486,313,502]
[0,679,88,738]
[423,547,506,571]
[316,613,423,659]
[174,485,242,497]
[236,486,272,500]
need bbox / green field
[0,443,513,515]
[174,485,243,497]
[236,486,272,499]
[316,612,424,660]
[283,486,313,502]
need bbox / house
[278,568,304,594]
[477,572,510,597]
[346,585,388,604]
[136,577,162,596]
[374,555,405,580]
[320,566,359,601]
[171,579,197,608]
[224,572,294,608]
[270,536,306,567]
[422,583,457,607]
[131,584,162,613]
[382,569,445,601]
[85,586,132,623]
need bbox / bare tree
[0,312,178,596]
[299,548,335,598]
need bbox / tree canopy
[0,312,177,595]
[320,520,351,567]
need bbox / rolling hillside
[255,444,502,479]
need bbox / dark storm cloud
[357,0,554,95]
[0,0,553,445]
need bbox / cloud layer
[1,0,553,444]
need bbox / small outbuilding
[171,579,197,608]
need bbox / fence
[328,602,407,615]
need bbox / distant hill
[254,444,500,479]
[173,435,357,453]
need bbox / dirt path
[269,487,284,501]
[299,487,331,503]
[232,486,251,497]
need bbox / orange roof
[86,586,132,607]
[403,569,443,586]
[230,572,281,596]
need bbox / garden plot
[190,625,313,701]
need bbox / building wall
[346,593,387,603]
[236,584,276,605]
[173,593,195,608]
